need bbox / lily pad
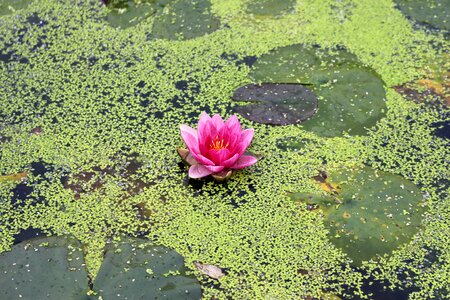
[249,44,387,136]
[231,83,318,125]
[0,0,31,16]
[0,236,89,300]
[291,167,426,265]
[94,237,202,299]
[246,0,296,17]
[150,0,220,40]
[105,0,171,29]
[394,0,450,31]
[0,236,202,299]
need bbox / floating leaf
[246,0,296,17]
[232,83,318,125]
[150,0,220,40]
[0,171,28,182]
[292,167,426,265]
[0,236,89,299]
[394,0,450,31]
[94,237,202,299]
[105,0,170,29]
[250,44,387,136]
[0,236,201,299]
[0,0,31,16]
[193,262,225,279]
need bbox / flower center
[209,136,229,151]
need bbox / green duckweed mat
[0,0,449,299]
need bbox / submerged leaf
[232,83,318,125]
[105,0,170,29]
[394,0,450,31]
[0,0,31,16]
[292,167,427,265]
[150,0,220,40]
[246,0,296,17]
[193,262,225,279]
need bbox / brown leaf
[211,170,233,182]
[418,79,445,95]
[312,171,327,183]
[319,182,341,194]
[177,148,197,166]
[193,262,224,279]
[0,172,28,182]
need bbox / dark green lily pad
[246,0,296,17]
[250,44,387,136]
[94,237,202,299]
[0,0,31,16]
[150,0,220,40]
[394,0,450,31]
[0,236,89,300]
[291,167,426,265]
[105,0,171,29]
[232,83,318,125]
[0,236,201,299]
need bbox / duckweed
[0,0,449,298]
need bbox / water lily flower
[179,112,258,180]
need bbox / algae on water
[0,0,449,299]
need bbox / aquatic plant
[179,112,257,180]
[0,0,449,298]
[0,235,202,299]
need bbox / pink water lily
[179,112,258,180]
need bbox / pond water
[0,0,449,299]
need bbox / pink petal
[189,165,214,178]
[207,148,231,164]
[235,129,254,156]
[231,155,258,170]
[198,119,217,154]
[198,112,211,127]
[180,125,199,153]
[240,129,254,148]
[221,153,240,168]
[217,124,230,142]
[225,115,242,135]
[190,152,215,166]
[211,114,225,130]
[204,165,225,173]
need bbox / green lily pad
[246,0,296,17]
[291,167,426,265]
[105,0,171,29]
[150,0,220,40]
[232,83,318,125]
[250,44,387,136]
[394,0,450,31]
[0,236,89,300]
[0,0,31,16]
[0,236,202,299]
[94,237,202,299]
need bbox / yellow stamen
[209,136,229,151]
